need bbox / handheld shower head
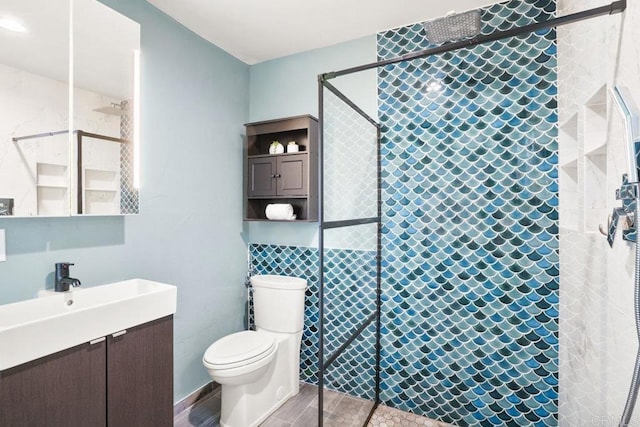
[612,86,640,183]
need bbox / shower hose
[620,195,640,426]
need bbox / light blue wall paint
[0,0,250,403]
[247,36,378,246]
[249,36,377,121]
[0,216,128,298]
[0,1,380,405]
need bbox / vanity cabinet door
[0,341,107,427]
[106,315,173,427]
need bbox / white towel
[265,204,296,220]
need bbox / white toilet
[202,275,307,427]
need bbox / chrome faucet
[54,262,82,292]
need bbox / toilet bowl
[203,330,277,385]
[202,275,307,427]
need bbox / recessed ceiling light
[0,17,27,33]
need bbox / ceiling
[145,0,500,65]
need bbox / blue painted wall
[247,36,377,246]
[249,35,377,122]
[0,0,250,403]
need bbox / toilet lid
[204,330,276,369]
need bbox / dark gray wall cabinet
[245,115,318,221]
[0,316,173,427]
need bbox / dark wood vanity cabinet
[0,315,173,427]
[107,316,173,427]
[245,115,318,221]
[0,340,107,427]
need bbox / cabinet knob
[275,174,281,178]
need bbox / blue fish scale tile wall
[377,0,558,425]
[250,0,559,425]
[248,245,319,381]
[250,244,379,397]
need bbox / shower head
[423,9,481,44]
[93,102,128,116]
[612,86,640,183]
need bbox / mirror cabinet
[0,0,140,217]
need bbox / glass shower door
[318,80,381,426]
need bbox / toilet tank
[251,275,307,333]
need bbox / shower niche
[0,0,140,217]
[36,163,70,216]
[583,85,608,232]
[559,84,609,233]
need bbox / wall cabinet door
[277,154,307,196]
[248,155,308,198]
[0,340,107,427]
[248,157,277,197]
[107,316,173,427]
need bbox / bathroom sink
[0,279,177,370]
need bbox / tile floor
[174,383,455,427]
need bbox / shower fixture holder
[608,174,639,246]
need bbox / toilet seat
[203,330,276,370]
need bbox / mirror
[72,0,140,215]
[0,0,140,217]
[0,0,71,216]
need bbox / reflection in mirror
[73,0,140,215]
[0,0,71,217]
[0,0,140,218]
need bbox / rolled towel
[265,203,296,220]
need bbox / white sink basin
[0,279,177,371]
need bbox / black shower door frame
[316,2,626,426]
[317,78,382,426]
